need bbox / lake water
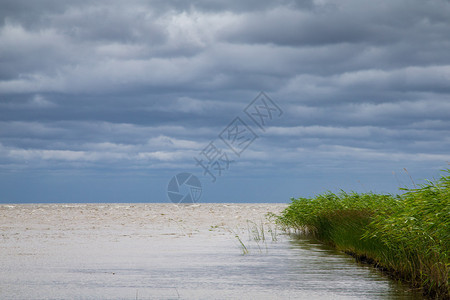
[0,204,423,299]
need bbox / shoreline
[277,171,449,299]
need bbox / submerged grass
[277,170,449,299]
[228,220,280,255]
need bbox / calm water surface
[0,204,423,299]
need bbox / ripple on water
[0,203,423,299]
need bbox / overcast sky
[1,0,449,203]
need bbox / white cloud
[29,95,56,108]
[145,135,202,149]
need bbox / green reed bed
[277,171,449,299]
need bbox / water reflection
[285,237,423,299]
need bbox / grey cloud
[143,0,314,14]
[0,0,449,201]
[221,0,450,46]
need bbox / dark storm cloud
[221,1,450,47]
[0,0,449,200]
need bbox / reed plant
[234,232,249,255]
[277,171,449,299]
